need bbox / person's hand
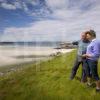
[85,54,92,58]
[82,54,92,58]
[82,54,87,57]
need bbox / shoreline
[0,57,55,76]
[0,46,74,66]
[0,46,74,75]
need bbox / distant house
[55,42,76,49]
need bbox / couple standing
[70,30,100,92]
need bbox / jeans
[86,59,99,81]
[70,56,87,81]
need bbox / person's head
[80,32,87,40]
[86,30,96,41]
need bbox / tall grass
[0,50,100,100]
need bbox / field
[0,50,100,100]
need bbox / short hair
[84,31,91,36]
[89,30,96,37]
[85,30,96,38]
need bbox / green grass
[0,50,100,100]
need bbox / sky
[0,0,100,42]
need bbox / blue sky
[0,0,100,42]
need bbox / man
[83,30,100,92]
[70,31,90,82]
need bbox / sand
[0,46,74,66]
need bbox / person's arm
[72,41,79,45]
[89,43,100,58]
[83,42,100,58]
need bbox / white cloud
[1,3,16,10]
[46,0,68,9]
[2,15,100,42]
[1,0,100,41]
[0,1,31,12]
[1,20,68,41]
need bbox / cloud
[0,1,29,12]
[1,0,100,41]
[14,1,22,9]
[46,0,68,9]
[1,16,100,42]
[0,20,68,41]
[1,3,16,10]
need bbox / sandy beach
[0,46,74,67]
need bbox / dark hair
[89,30,96,37]
[84,31,91,36]
[85,30,96,38]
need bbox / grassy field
[0,50,100,100]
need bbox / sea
[0,41,63,67]
[0,41,61,48]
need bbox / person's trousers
[86,59,99,81]
[70,57,87,81]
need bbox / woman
[83,30,100,92]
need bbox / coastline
[0,46,74,75]
[0,46,74,66]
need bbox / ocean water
[0,41,74,67]
[0,42,62,67]
[0,41,61,48]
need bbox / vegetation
[0,50,100,100]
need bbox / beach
[0,45,74,67]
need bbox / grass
[0,50,100,100]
